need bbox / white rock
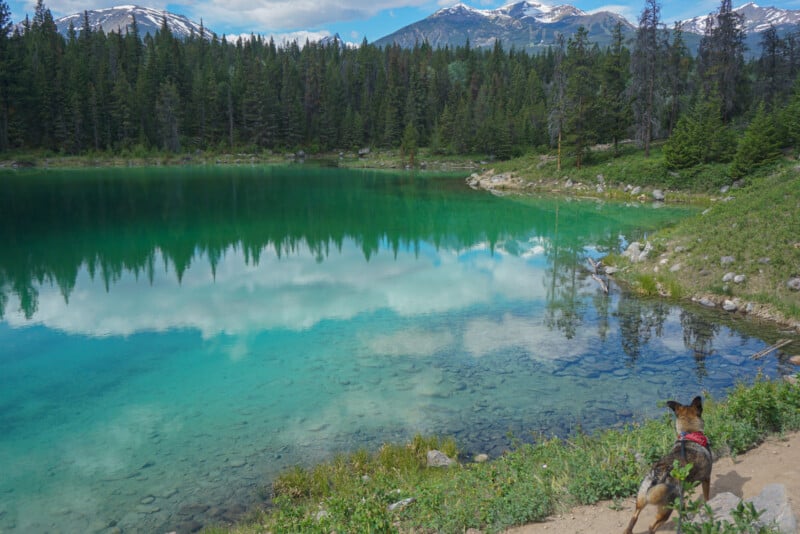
[733,274,746,284]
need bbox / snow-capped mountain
[681,2,800,34]
[375,0,633,50]
[53,5,214,40]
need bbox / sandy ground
[506,431,800,534]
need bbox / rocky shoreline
[467,168,800,335]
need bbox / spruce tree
[731,103,781,177]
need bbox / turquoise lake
[0,165,793,533]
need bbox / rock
[675,246,686,253]
[604,266,618,275]
[228,459,246,468]
[720,255,736,265]
[596,174,604,183]
[358,147,370,157]
[698,492,741,525]
[474,453,489,463]
[699,297,716,308]
[758,257,771,264]
[596,184,605,194]
[314,509,330,521]
[427,450,455,468]
[750,484,797,533]
[670,263,682,272]
[296,150,306,159]
[139,495,155,505]
[630,186,642,196]
[387,497,415,511]
[787,278,800,291]
[720,185,730,193]
[785,375,798,385]
[697,485,797,533]
[652,189,665,201]
[723,272,735,282]
[723,300,738,312]
[622,242,641,261]
[136,504,160,514]
[565,178,573,188]
[789,355,800,366]
[734,274,746,284]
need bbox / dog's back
[624,396,712,534]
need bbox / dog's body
[624,396,712,534]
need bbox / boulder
[751,484,796,533]
[387,497,415,512]
[734,274,746,284]
[723,272,735,282]
[787,278,800,291]
[695,485,797,533]
[652,189,665,202]
[427,450,455,468]
[722,300,738,312]
[720,255,736,265]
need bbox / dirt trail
[506,431,800,534]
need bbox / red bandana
[679,431,709,449]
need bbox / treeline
[1,0,800,172]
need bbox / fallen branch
[591,273,608,294]
[751,339,793,360]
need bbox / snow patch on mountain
[681,2,800,34]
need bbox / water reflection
[0,166,793,534]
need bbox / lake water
[0,165,793,533]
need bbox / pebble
[789,356,800,366]
[139,495,155,505]
[228,459,246,468]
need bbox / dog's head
[666,396,704,433]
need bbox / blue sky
[8,0,800,43]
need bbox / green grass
[215,377,800,534]
[611,161,800,321]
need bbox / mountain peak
[52,5,213,40]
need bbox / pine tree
[731,103,781,177]
[547,35,567,170]
[697,0,747,122]
[0,0,13,150]
[598,22,631,154]
[630,0,665,157]
[564,26,597,169]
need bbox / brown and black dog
[624,396,712,534]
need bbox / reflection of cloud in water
[4,238,549,338]
[364,328,455,358]
[464,313,593,361]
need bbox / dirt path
[506,431,800,534]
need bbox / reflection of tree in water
[543,204,585,339]
[615,294,669,363]
[0,168,693,320]
[680,310,720,380]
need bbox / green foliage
[730,104,781,178]
[230,379,800,534]
[663,98,736,171]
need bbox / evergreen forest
[1,0,800,177]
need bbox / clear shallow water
[0,166,792,533]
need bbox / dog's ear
[691,396,703,415]
[666,400,679,413]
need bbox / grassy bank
[601,160,800,326]
[211,378,799,534]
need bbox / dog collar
[679,431,709,449]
